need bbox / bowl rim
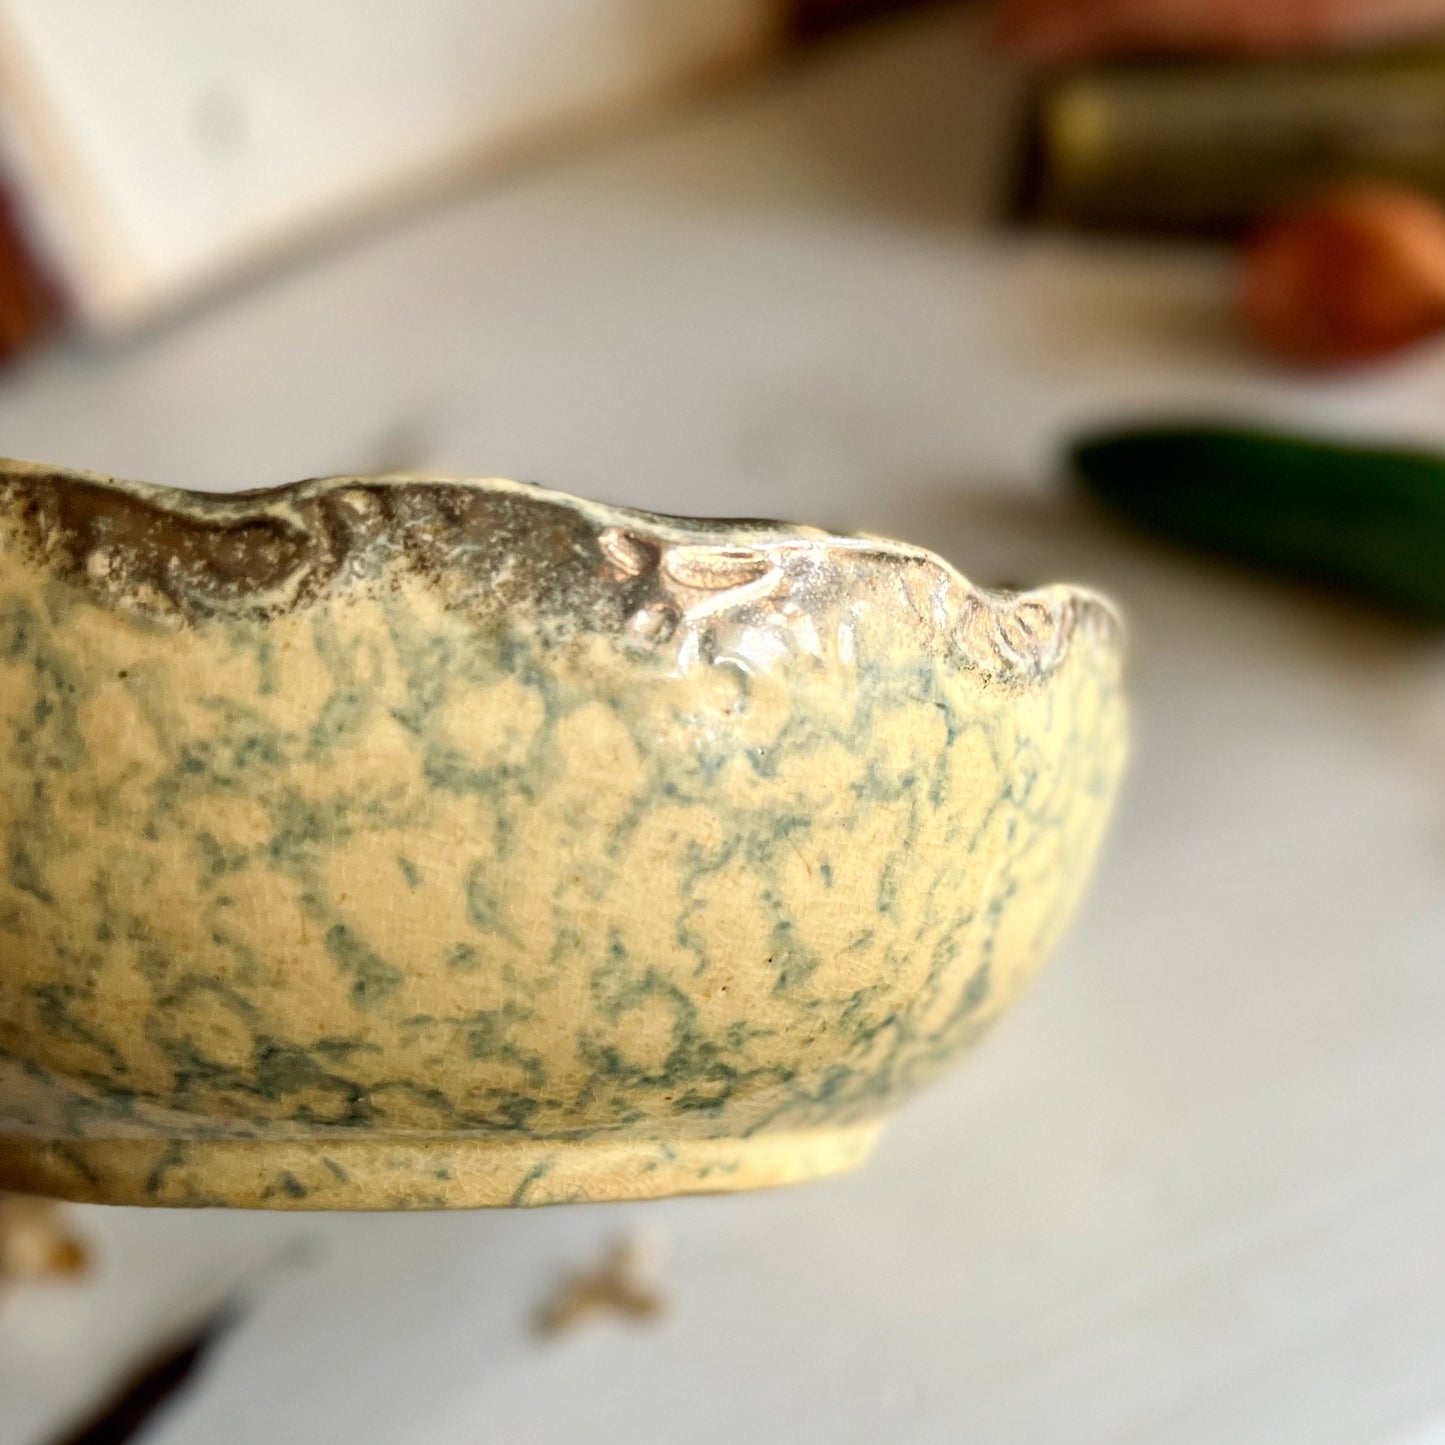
[0,455,1124,681]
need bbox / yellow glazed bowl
[0,460,1125,1209]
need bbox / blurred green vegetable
[1071,424,1445,623]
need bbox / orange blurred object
[1239,184,1445,368]
[0,1195,88,1291]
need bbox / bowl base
[0,1123,882,1209]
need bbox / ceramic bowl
[0,460,1125,1209]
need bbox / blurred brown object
[1239,182,1445,365]
[995,0,1445,59]
[0,189,63,362]
[533,1238,665,1336]
[1017,49,1445,232]
[0,1194,88,1292]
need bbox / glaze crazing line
[0,460,1125,1208]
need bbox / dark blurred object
[995,0,1445,60]
[1240,182,1445,365]
[1018,48,1445,232]
[1072,423,1445,622]
[50,1307,239,1445]
[791,0,950,36]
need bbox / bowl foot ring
[0,1123,883,1209]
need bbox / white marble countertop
[3,7,1445,1443]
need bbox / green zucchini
[1070,424,1445,623]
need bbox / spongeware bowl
[0,460,1125,1209]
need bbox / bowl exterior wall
[0,468,1124,1206]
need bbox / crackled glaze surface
[0,460,1125,1208]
